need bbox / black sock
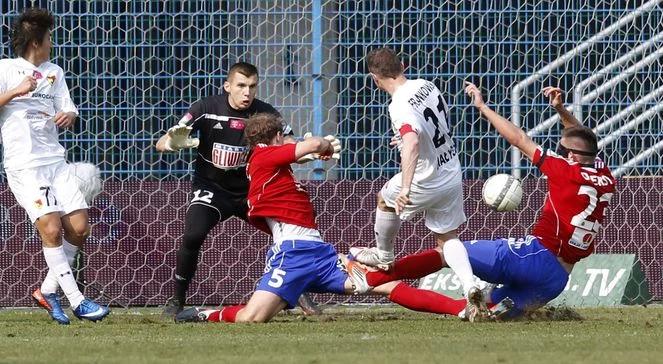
[174,246,200,300]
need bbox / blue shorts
[464,236,569,317]
[257,240,347,308]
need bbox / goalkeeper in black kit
[156,62,324,317]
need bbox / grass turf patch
[1,305,661,364]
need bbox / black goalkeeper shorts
[187,178,248,222]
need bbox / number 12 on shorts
[268,268,286,288]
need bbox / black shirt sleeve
[186,100,206,133]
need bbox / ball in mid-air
[482,174,522,212]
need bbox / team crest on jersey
[229,119,245,130]
[33,199,44,209]
[46,74,56,84]
[32,70,43,79]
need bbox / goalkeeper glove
[165,125,199,151]
[296,133,342,163]
[324,134,342,160]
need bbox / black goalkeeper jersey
[178,93,288,197]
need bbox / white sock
[42,245,85,308]
[442,238,476,297]
[41,240,79,295]
[374,208,401,258]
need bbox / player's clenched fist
[53,111,77,128]
[323,134,341,159]
[297,133,341,163]
[14,75,37,96]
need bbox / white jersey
[388,79,461,189]
[0,57,78,171]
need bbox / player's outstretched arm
[294,136,335,160]
[542,86,581,129]
[464,81,538,161]
[296,133,341,163]
[0,76,36,108]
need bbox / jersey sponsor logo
[31,93,55,100]
[32,70,43,79]
[229,119,245,130]
[211,143,247,169]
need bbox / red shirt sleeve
[255,143,297,168]
[533,147,573,181]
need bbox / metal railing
[510,0,663,178]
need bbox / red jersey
[246,143,318,234]
[531,148,616,264]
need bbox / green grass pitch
[1,305,662,364]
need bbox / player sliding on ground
[175,113,479,323]
[347,83,616,319]
[156,62,320,317]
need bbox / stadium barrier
[0,177,660,307]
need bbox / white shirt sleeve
[0,63,7,94]
[53,68,78,115]
[389,103,422,134]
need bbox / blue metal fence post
[311,0,324,180]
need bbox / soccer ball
[70,162,102,204]
[482,174,523,212]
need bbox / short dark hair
[11,8,54,57]
[228,62,259,79]
[366,47,403,78]
[245,113,282,147]
[562,126,599,156]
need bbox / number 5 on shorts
[268,268,286,288]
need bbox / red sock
[206,310,221,322]
[220,305,245,323]
[366,249,443,287]
[389,282,466,315]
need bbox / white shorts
[380,174,466,234]
[5,161,88,223]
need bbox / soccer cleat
[348,247,394,271]
[464,286,492,322]
[72,299,110,322]
[489,297,515,320]
[32,288,70,325]
[175,307,210,323]
[162,296,185,318]
[297,293,323,316]
[345,259,371,294]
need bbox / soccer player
[352,82,616,319]
[156,62,321,317]
[351,47,485,316]
[174,113,480,323]
[0,8,109,324]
